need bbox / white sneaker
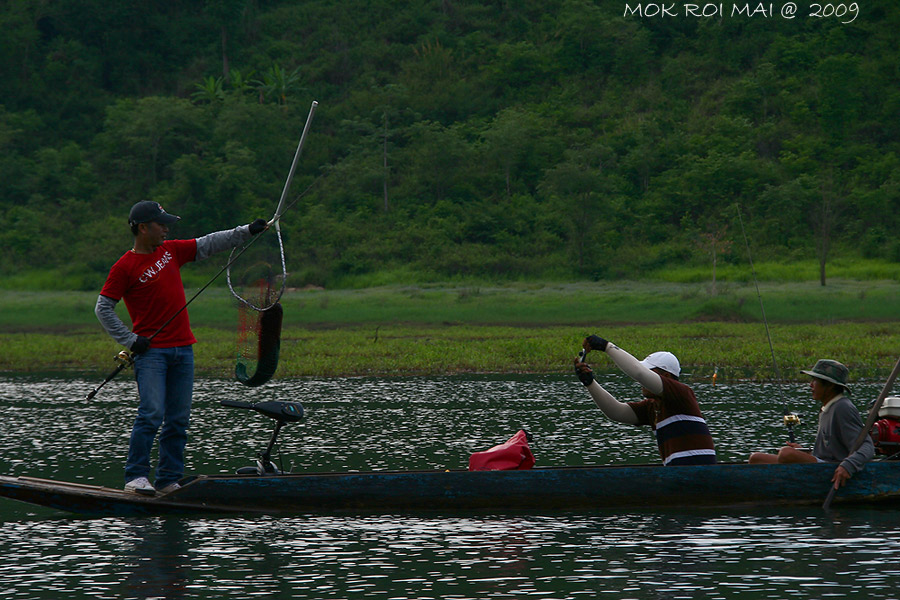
[124,477,157,496]
[156,482,181,494]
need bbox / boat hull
[2,461,899,517]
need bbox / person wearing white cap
[748,359,874,489]
[95,201,268,496]
[574,335,716,466]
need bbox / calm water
[2,373,899,599]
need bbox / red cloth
[100,239,198,348]
[468,430,535,471]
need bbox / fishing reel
[115,350,133,366]
[783,413,800,428]
[783,412,800,444]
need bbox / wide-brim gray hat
[801,359,849,389]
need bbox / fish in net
[232,251,285,387]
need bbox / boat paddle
[822,355,900,510]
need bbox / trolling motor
[220,400,304,475]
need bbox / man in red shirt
[574,335,717,466]
[96,201,266,495]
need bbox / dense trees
[1,0,898,289]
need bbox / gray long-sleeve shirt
[813,394,875,476]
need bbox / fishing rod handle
[85,359,131,400]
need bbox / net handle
[228,100,318,311]
[271,100,318,229]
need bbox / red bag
[468,430,535,471]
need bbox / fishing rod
[735,203,799,443]
[87,102,322,401]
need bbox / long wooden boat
[3,460,900,517]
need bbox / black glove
[131,336,151,355]
[249,218,268,235]
[574,360,594,386]
[584,335,609,352]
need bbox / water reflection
[4,510,900,599]
[119,518,191,599]
[1,374,898,599]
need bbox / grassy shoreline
[4,322,898,382]
[2,281,899,381]
[5,279,900,328]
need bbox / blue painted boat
[2,460,900,517]
[4,399,898,517]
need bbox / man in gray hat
[749,359,874,489]
[96,201,268,496]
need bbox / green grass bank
[2,280,899,382]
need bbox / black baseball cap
[128,201,180,226]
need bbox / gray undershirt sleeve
[95,294,137,349]
[195,225,252,261]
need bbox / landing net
[226,100,318,387]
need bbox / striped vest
[629,377,716,466]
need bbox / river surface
[2,373,899,599]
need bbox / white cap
[640,351,681,378]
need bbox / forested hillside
[1,1,898,289]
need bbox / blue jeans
[127,346,194,488]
